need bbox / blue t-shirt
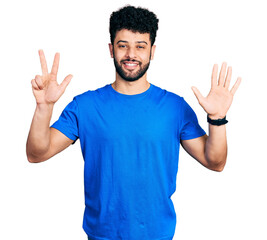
[51,83,205,240]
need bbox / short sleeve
[179,98,206,140]
[51,98,79,141]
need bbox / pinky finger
[230,77,242,95]
[31,79,39,90]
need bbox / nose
[125,46,136,59]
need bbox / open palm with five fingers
[192,62,241,120]
[31,50,73,105]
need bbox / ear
[108,43,114,58]
[150,45,156,60]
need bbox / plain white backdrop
[0,0,266,239]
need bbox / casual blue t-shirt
[51,83,206,240]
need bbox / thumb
[191,86,205,105]
[59,74,73,92]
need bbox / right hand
[31,50,73,105]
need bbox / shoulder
[73,84,110,103]
[151,83,185,105]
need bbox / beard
[113,51,151,82]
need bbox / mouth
[122,61,140,70]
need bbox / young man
[26,5,241,240]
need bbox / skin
[188,63,241,171]
[108,29,156,95]
[26,50,73,163]
[26,29,241,172]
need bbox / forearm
[205,124,227,171]
[26,103,54,162]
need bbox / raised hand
[191,62,241,119]
[31,50,73,105]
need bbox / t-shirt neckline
[108,83,154,98]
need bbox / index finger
[38,49,48,76]
[51,52,60,76]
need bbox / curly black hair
[109,5,159,46]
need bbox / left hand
[191,62,241,119]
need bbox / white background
[0,0,266,239]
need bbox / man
[26,5,241,240]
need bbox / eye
[118,44,127,48]
[137,46,145,49]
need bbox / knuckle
[36,75,44,82]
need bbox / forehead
[114,29,151,44]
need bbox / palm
[192,63,241,119]
[31,50,72,105]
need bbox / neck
[112,74,150,95]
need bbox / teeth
[125,63,137,66]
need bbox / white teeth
[125,63,137,66]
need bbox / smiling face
[109,29,156,82]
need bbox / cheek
[140,51,151,62]
[113,50,125,61]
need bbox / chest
[79,99,179,144]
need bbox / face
[109,29,156,82]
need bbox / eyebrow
[137,41,148,45]
[116,40,148,45]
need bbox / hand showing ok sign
[31,50,73,105]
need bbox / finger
[211,64,218,88]
[218,62,227,86]
[191,86,205,105]
[31,79,39,90]
[230,77,242,95]
[59,74,73,92]
[51,52,60,76]
[38,49,48,76]
[224,66,232,89]
[35,75,44,89]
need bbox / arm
[181,126,226,172]
[181,63,241,171]
[26,50,73,163]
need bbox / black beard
[113,52,151,82]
